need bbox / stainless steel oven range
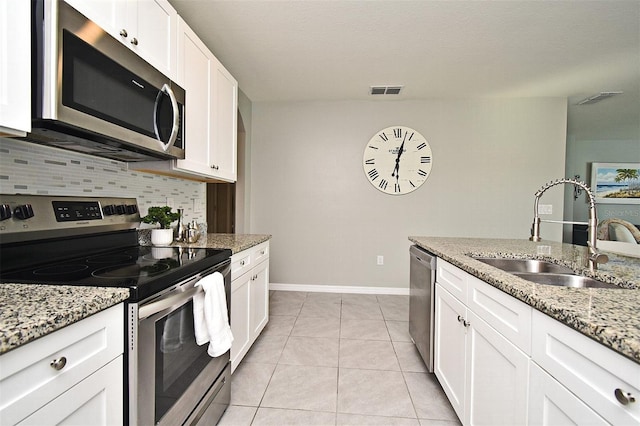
[0,194,232,425]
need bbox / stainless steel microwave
[24,0,186,162]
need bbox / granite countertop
[1,233,271,355]
[409,236,640,364]
[0,285,129,355]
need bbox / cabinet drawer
[467,275,531,355]
[0,304,124,425]
[437,259,468,303]
[252,242,269,265]
[231,251,252,280]
[532,309,640,425]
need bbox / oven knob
[116,204,126,215]
[126,204,138,215]
[14,204,34,220]
[0,204,11,221]
[103,204,117,216]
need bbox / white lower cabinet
[529,362,607,425]
[531,309,640,425]
[435,259,531,426]
[230,242,270,372]
[0,304,124,425]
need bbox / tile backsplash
[0,138,206,224]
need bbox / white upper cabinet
[132,17,238,182]
[0,0,31,136]
[64,0,177,79]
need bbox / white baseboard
[269,282,409,296]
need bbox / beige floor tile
[341,303,383,320]
[218,405,257,426]
[230,362,277,406]
[403,372,459,421]
[339,339,400,371]
[292,316,341,338]
[270,298,304,316]
[253,408,337,425]
[261,364,338,412]
[279,336,339,367]
[261,315,297,336]
[337,413,420,425]
[242,334,288,364]
[337,368,416,418]
[341,294,379,307]
[306,292,342,304]
[340,319,390,341]
[386,320,412,342]
[299,301,342,318]
[394,341,428,372]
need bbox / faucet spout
[529,178,606,272]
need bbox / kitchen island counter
[409,236,640,363]
[141,232,271,254]
[0,285,129,355]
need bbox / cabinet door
[465,310,529,426]
[230,273,251,373]
[63,0,126,43]
[209,58,238,182]
[18,356,123,426]
[175,18,214,177]
[250,260,269,337]
[133,0,177,79]
[0,0,31,135]
[434,284,466,421]
[529,363,608,426]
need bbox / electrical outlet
[377,255,384,265]
[538,204,553,215]
[193,198,203,214]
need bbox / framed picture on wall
[591,162,640,204]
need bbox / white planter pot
[151,228,173,246]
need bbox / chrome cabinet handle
[615,388,636,405]
[210,164,219,170]
[457,315,463,323]
[50,357,67,371]
[240,260,245,266]
[120,29,128,38]
[130,37,138,46]
[463,320,471,328]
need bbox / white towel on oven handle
[193,271,234,357]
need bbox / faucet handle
[592,252,609,264]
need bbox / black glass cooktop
[0,245,231,302]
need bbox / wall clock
[363,126,433,195]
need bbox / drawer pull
[457,315,463,323]
[463,320,471,328]
[615,388,636,405]
[50,357,67,371]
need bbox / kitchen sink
[473,257,574,274]
[513,272,622,289]
[472,256,623,289]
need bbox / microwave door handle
[153,84,180,152]
[138,286,200,320]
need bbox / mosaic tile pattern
[0,284,129,354]
[0,138,206,222]
[409,236,640,363]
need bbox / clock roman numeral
[393,128,402,138]
[421,156,431,163]
[379,179,388,190]
[365,158,375,165]
[417,142,427,150]
[368,169,379,181]
[394,183,401,193]
[418,169,428,177]
[368,145,378,150]
[409,180,416,188]
[379,133,388,142]
[408,132,414,141]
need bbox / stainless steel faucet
[529,178,608,272]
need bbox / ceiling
[169,0,640,139]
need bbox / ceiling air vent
[370,85,403,96]
[576,91,623,105]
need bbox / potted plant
[141,206,180,246]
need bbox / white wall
[250,98,567,290]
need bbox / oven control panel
[0,195,140,243]
[53,201,103,222]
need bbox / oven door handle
[138,286,200,320]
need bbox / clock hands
[391,136,406,182]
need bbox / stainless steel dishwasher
[409,245,436,373]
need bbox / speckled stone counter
[139,231,271,254]
[0,285,129,355]
[409,236,640,363]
